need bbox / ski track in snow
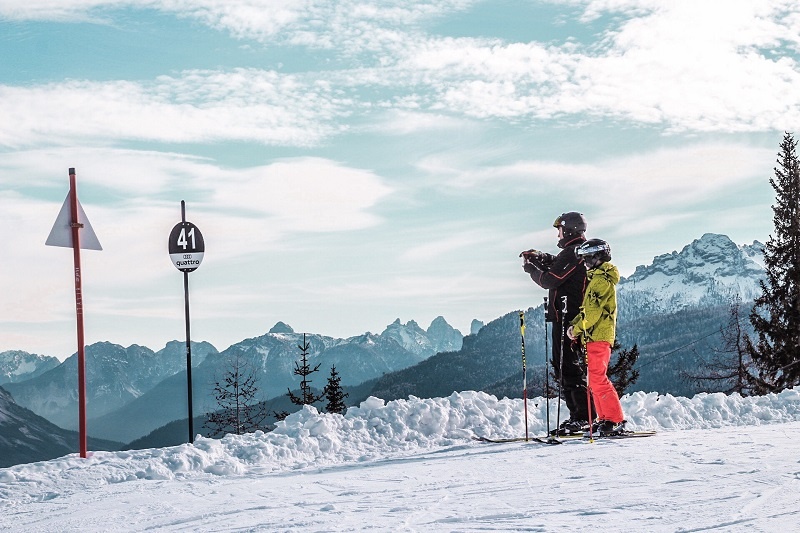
[1,390,800,532]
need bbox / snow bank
[1,389,798,505]
[623,388,800,429]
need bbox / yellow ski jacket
[570,261,619,345]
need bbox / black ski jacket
[526,235,587,323]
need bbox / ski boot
[550,419,589,436]
[594,419,627,436]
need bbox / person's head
[576,238,612,269]
[553,212,587,245]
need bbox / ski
[589,430,656,439]
[557,430,657,440]
[472,435,562,445]
[472,431,656,445]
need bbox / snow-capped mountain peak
[426,316,463,353]
[268,322,295,334]
[619,233,765,317]
[380,317,462,358]
[0,351,59,386]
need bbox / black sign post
[168,201,205,444]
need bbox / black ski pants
[551,321,591,422]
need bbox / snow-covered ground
[2,390,800,532]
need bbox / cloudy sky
[2,0,799,359]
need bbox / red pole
[519,312,528,441]
[586,345,594,443]
[68,168,88,459]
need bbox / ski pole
[555,295,567,436]
[519,311,528,441]
[585,344,594,442]
[543,296,550,436]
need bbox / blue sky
[2,0,798,359]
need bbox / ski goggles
[577,243,610,256]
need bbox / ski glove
[519,248,543,259]
[523,261,541,275]
[566,325,576,340]
[521,249,547,271]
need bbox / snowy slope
[1,390,799,532]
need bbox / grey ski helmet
[553,212,587,234]
[576,238,611,267]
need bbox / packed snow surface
[2,389,800,532]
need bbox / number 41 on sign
[168,221,204,272]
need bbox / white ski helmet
[576,238,611,267]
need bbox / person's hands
[521,249,545,272]
[566,325,576,340]
[523,261,540,274]
[519,249,543,259]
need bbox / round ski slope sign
[168,221,205,272]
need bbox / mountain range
[3,341,218,430]
[0,233,767,464]
[0,350,60,385]
[4,317,463,443]
[0,387,121,468]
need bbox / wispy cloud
[169,0,477,51]
[0,69,350,148]
[386,4,800,131]
[206,157,393,235]
[0,0,477,48]
[400,230,491,262]
[409,141,773,238]
[2,1,799,150]
[0,146,392,230]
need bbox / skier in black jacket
[520,212,591,434]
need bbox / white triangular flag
[45,194,103,251]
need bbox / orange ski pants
[587,341,624,423]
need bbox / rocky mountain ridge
[0,350,60,385]
[3,317,463,443]
[3,341,218,430]
[618,233,764,319]
[0,386,121,468]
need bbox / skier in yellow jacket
[567,239,626,436]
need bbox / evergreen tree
[608,341,640,397]
[323,364,349,414]
[204,352,268,437]
[683,295,757,395]
[271,409,290,422]
[747,132,800,393]
[287,334,324,407]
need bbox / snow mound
[1,389,798,505]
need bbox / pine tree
[608,341,640,397]
[323,364,349,414]
[204,352,268,437]
[746,132,800,393]
[287,334,324,407]
[683,295,757,395]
